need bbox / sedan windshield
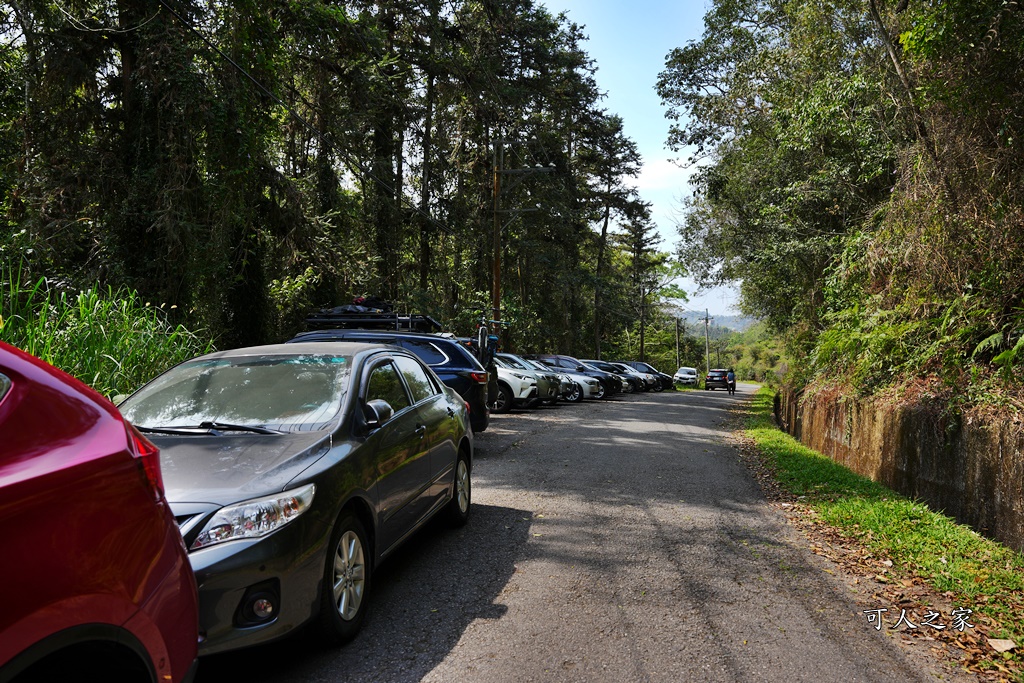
[120,354,352,433]
[497,355,526,370]
[523,359,552,373]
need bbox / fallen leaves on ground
[729,416,1021,682]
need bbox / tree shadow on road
[195,502,531,683]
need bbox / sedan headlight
[191,484,316,550]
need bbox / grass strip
[743,386,1024,680]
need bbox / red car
[0,341,199,683]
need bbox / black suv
[289,329,490,432]
[704,368,730,390]
[524,354,622,398]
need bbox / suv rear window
[396,339,449,366]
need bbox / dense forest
[0,0,684,369]
[6,0,1019,400]
[659,0,1024,404]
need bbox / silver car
[518,357,599,403]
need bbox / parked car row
[486,352,677,411]
[1,314,682,680]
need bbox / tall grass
[1,262,212,398]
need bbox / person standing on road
[726,368,736,395]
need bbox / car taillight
[469,371,489,384]
[126,422,165,500]
[464,400,471,413]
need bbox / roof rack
[305,307,443,333]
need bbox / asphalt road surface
[196,384,971,682]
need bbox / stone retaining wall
[775,387,1024,553]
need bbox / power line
[53,1,161,34]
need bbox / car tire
[491,383,513,414]
[594,382,606,399]
[319,512,370,646]
[445,450,471,527]
[565,383,583,403]
[652,382,663,393]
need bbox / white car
[555,370,601,403]
[496,353,561,405]
[491,365,538,413]
[674,366,699,386]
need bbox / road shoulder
[727,401,995,682]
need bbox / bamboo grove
[0,0,674,358]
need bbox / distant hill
[676,311,757,333]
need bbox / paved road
[196,384,965,682]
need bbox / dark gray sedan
[118,342,473,655]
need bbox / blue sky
[539,0,741,316]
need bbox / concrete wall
[775,387,1024,553]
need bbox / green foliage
[1,0,648,357]
[1,262,212,398]
[659,0,902,331]
[660,0,1024,401]
[720,321,788,382]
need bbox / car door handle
[414,425,427,439]
[446,407,455,418]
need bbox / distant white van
[674,367,698,386]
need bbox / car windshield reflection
[120,354,352,433]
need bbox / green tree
[658,0,902,330]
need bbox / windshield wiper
[198,421,283,435]
[135,423,283,436]
[135,425,207,436]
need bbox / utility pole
[491,139,503,334]
[702,308,713,374]
[491,138,554,338]
[675,317,680,369]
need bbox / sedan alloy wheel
[333,530,366,621]
[319,513,370,644]
[446,452,471,527]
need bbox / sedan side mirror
[576,365,586,372]
[364,399,394,431]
